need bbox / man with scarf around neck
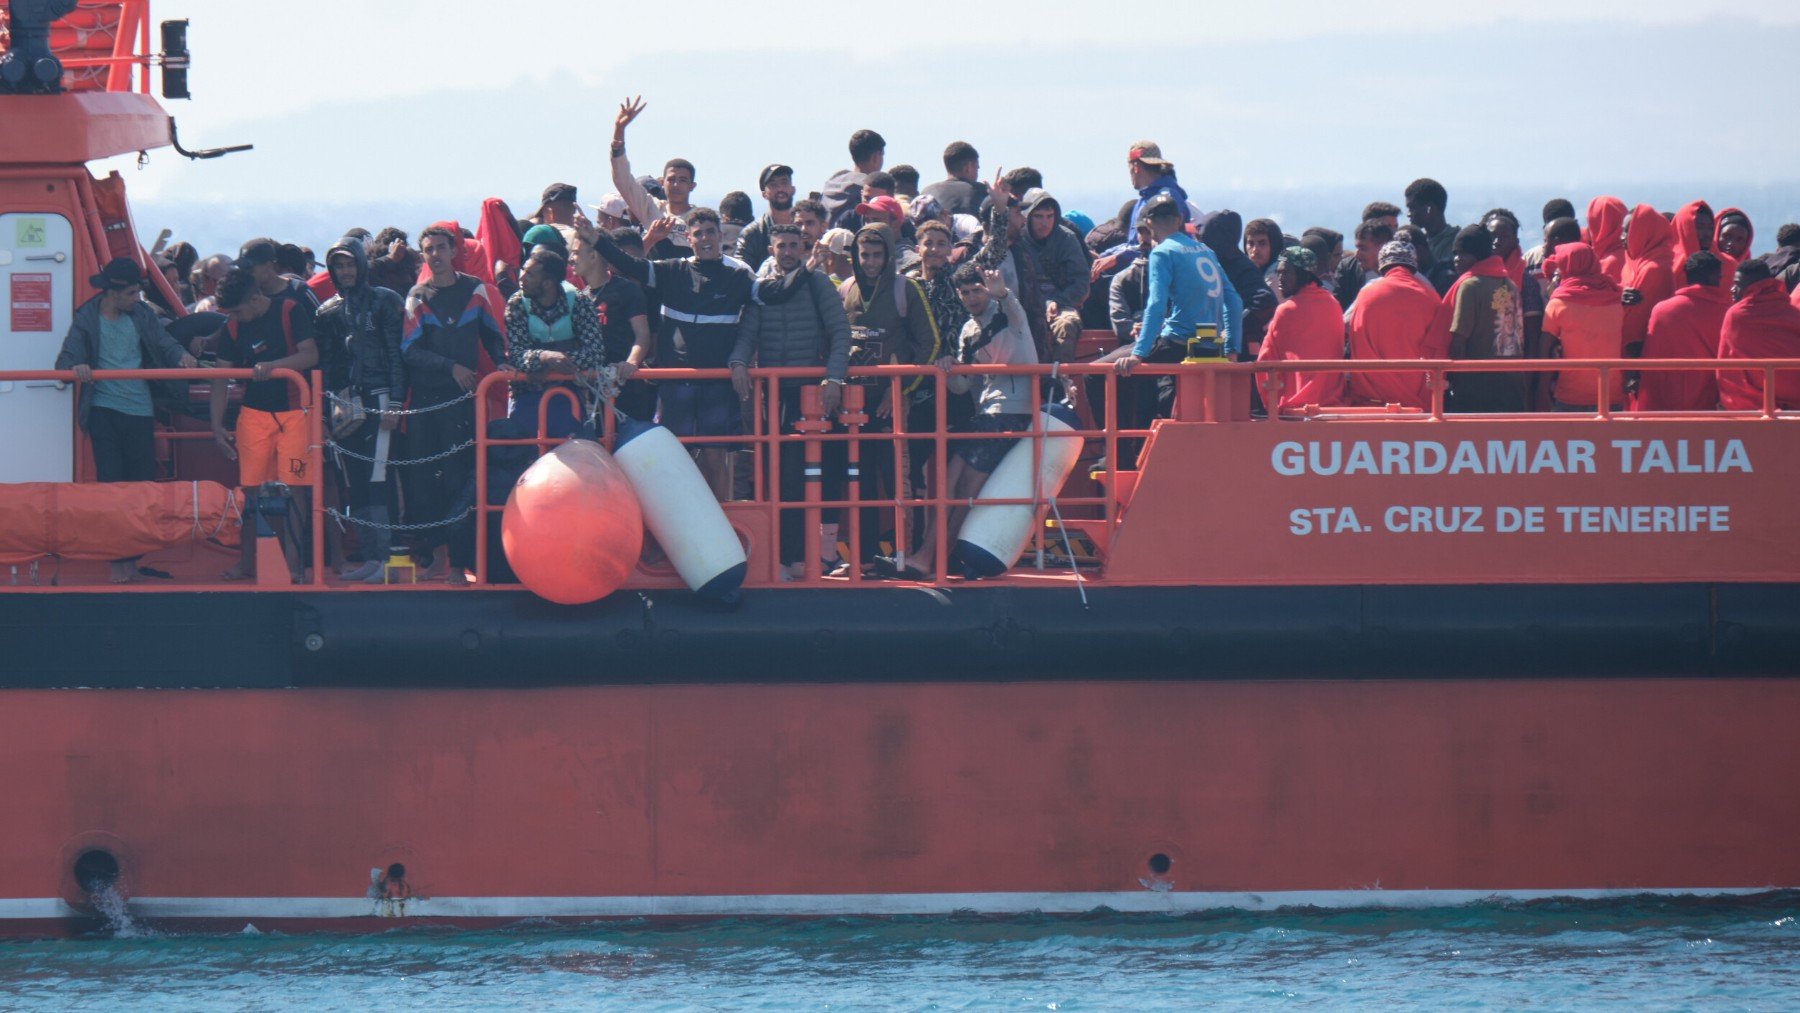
[839,220,940,572]
[894,264,1038,582]
[504,246,603,440]
[1256,246,1346,412]
[1541,242,1626,411]
[1438,223,1527,413]
[1718,259,1800,411]
[316,235,404,582]
[402,224,508,582]
[1635,252,1730,412]
[583,206,759,500]
[730,224,852,578]
[1346,240,1445,409]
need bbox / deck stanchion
[474,374,492,585]
[795,384,830,583]
[842,384,868,583]
[309,370,324,586]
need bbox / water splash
[85,882,148,939]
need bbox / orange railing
[2,357,1795,592]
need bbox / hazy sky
[100,0,1800,240]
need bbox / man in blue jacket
[1113,195,1243,376]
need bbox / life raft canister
[501,440,644,605]
[954,403,1084,579]
[611,418,748,601]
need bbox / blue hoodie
[1127,174,1192,235]
[1134,231,1243,358]
[1103,174,1194,270]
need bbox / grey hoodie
[1021,190,1092,311]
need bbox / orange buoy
[501,440,644,604]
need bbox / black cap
[1141,194,1182,221]
[237,238,279,268]
[541,182,578,205]
[758,163,794,189]
[89,257,144,291]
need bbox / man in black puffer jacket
[315,234,405,581]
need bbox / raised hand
[989,166,1011,205]
[571,208,599,245]
[614,96,646,142]
[983,267,1008,300]
[644,214,679,251]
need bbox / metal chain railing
[323,438,474,467]
[322,388,474,417]
[324,505,474,532]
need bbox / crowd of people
[55,101,1800,583]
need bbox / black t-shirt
[219,298,312,412]
[591,277,649,363]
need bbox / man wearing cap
[735,164,797,273]
[610,97,695,256]
[210,267,320,582]
[1124,142,1193,237]
[1346,240,1447,408]
[240,237,322,369]
[590,193,633,232]
[55,258,198,582]
[817,228,856,284]
[1111,193,1242,380]
[1256,246,1346,412]
[535,183,579,227]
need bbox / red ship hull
[5,675,1797,936]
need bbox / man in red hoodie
[1346,240,1444,408]
[1583,196,1628,283]
[1715,208,1753,262]
[1672,201,1735,290]
[1620,204,1677,353]
[1635,252,1729,411]
[1718,260,1800,410]
[1256,246,1344,411]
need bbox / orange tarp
[0,481,241,563]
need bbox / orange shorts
[235,408,310,487]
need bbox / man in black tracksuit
[316,234,405,582]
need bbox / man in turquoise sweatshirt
[1114,195,1243,377]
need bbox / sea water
[2,898,1795,1010]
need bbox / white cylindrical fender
[611,419,747,600]
[954,404,1084,578]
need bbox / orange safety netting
[0,2,137,92]
[0,480,242,564]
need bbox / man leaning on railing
[53,257,197,583]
